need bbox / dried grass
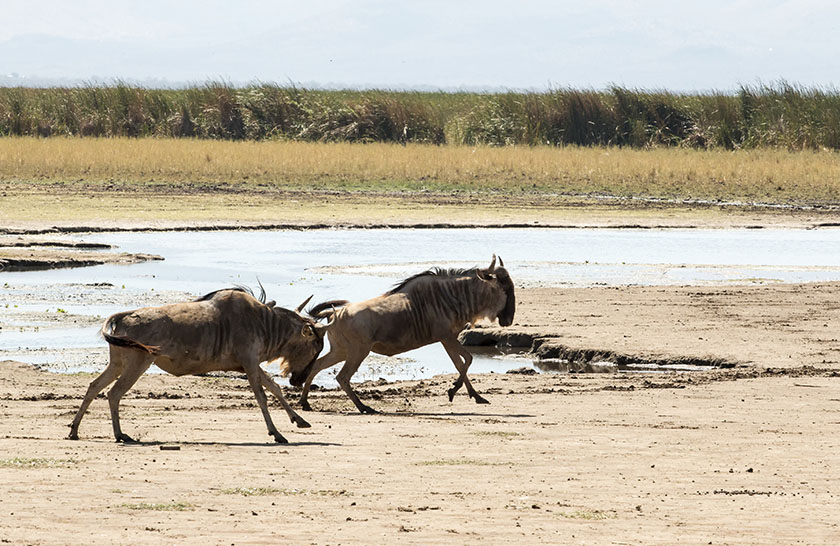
[2,137,839,203]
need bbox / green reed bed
[1,82,840,150]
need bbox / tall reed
[1,82,839,150]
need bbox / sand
[2,278,840,544]
[2,204,840,544]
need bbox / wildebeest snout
[289,373,305,388]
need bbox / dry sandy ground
[0,362,838,546]
[3,202,840,544]
[4,186,840,234]
[2,280,840,544]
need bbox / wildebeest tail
[308,299,349,320]
[101,311,160,354]
[103,333,160,354]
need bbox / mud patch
[460,327,739,373]
[0,235,162,271]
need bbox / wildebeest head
[481,255,516,327]
[276,296,331,387]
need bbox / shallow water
[3,227,840,383]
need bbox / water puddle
[4,227,840,381]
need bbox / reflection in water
[535,358,720,374]
[535,358,618,373]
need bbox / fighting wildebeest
[295,256,515,413]
[68,287,330,443]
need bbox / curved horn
[257,278,266,304]
[295,295,313,313]
[498,256,504,268]
[314,316,334,335]
[488,254,497,273]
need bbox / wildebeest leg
[243,361,288,444]
[257,368,311,429]
[335,349,376,414]
[442,338,489,404]
[68,359,121,440]
[107,351,153,443]
[299,348,346,411]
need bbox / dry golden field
[2,137,840,203]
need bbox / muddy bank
[5,183,840,234]
[461,328,739,371]
[0,235,162,271]
[492,282,840,372]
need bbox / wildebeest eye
[477,271,495,281]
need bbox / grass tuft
[218,487,350,497]
[120,502,194,511]
[416,458,509,466]
[0,457,77,468]
[560,509,617,520]
[219,487,283,497]
[472,431,522,438]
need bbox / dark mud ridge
[459,327,739,370]
[0,253,162,272]
[0,239,163,272]
[0,223,705,236]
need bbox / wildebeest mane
[194,283,267,304]
[386,267,480,295]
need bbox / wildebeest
[295,256,515,413]
[68,287,330,443]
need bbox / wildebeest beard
[289,352,319,388]
[497,274,516,327]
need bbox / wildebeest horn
[488,254,497,273]
[296,295,313,313]
[314,316,334,334]
[498,256,504,268]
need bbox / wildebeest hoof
[473,395,491,404]
[447,388,458,402]
[67,432,79,441]
[294,417,311,428]
[115,433,137,443]
[300,400,312,411]
[358,405,379,415]
[272,432,289,444]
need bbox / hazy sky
[2,0,837,90]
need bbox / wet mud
[0,235,162,271]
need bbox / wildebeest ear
[301,324,315,337]
[265,300,276,308]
